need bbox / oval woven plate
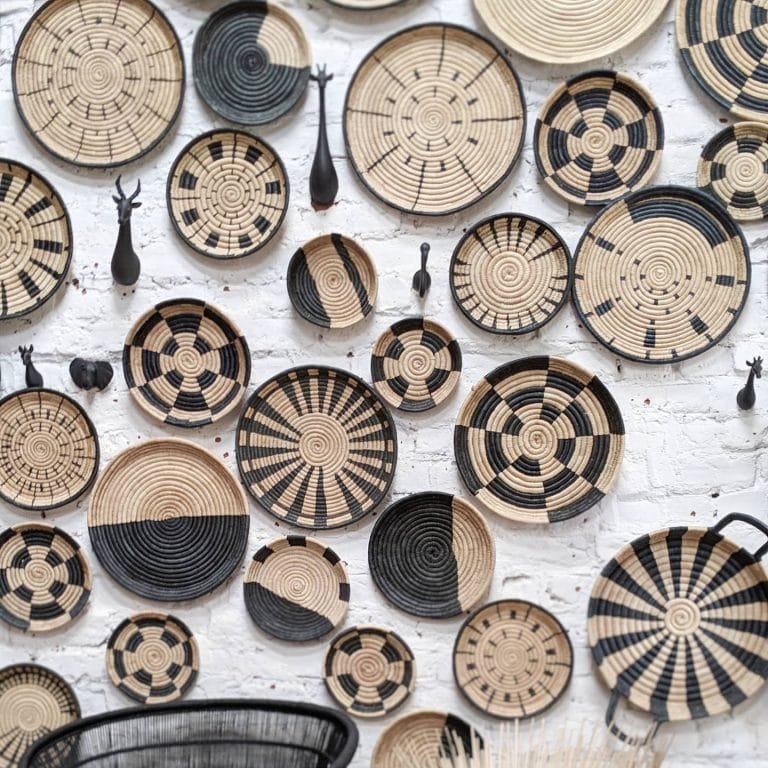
[455,357,624,524]
[288,234,377,328]
[193,1,310,125]
[123,298,251,428]
[368,492,494,618]
[167,130,289,259]
[344,23,525,216]
[572,185,750,364]
[454,600,573,719]
[450,214,571,335]
[236,366,397,529]
[535,71,664,206]
[244,536,350,642]
[88,438,249,601]
[12,0,183,167]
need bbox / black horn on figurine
[111,176,142,286]
[18,345,43,389]
[737,357,762,410]
[412,242,431,299]
[69,358,114,392]
[309,65,338,210]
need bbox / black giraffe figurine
[412,242,431,299]
[309,65,339,210]
[111,176,142,286]
[18,345,43,388]
[737,357,762,410]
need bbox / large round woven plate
[236,366,397,529]
[193,1,310,125]
[454,600,572,719]
[535,71,664,206]
[572,185,750,364]
[106,612,199,705]
[123,298,251,428]
[88,438,249,601]
[368,492,494,618]
[167,130,289,259]
[450,214,571,335]
[244,536,350,642]
[13,0,183,167]
[0,388,99,511]
[455,357,624,524]
[344,23,525,216]
[287,234,377,328]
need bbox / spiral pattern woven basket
[572,185,750,364]
[287,234,377,329]
[368,492,494,618]
[167,130,289,259]
[12,0,183,167]
[88,438,249,601]
[450,213,571,335]
[535,71,664,206]
[344,23,525,215]
[244,536,350,642]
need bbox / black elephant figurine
[70,358,114,391]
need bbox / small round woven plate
[244,536,350,642]
[455,357,625,524]
[106,612,200,705]
[236,366,397,529]
[12,0,184,168]
[368,492,494,618]
[123,298,251,428]
[454,600,573,719]
[450,214,571,335]
[167,130,289,259]
[344,23,525,216]
[288,234,377,328]
[324,625,415,718]
[193,1,310,125]
[88,438,249,601]
[572,185,750,364]
[325,0,407,7]
[535,71,664,206]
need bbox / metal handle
[605,690,660,748]
[712,513,768,560]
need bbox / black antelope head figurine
[111,176,142,286]
[18,345,43,389]
[309,65,338,210]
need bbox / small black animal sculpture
[412,242,431,299]
[111,176,142,286]
[70,358,114,391]
[19,345,43,389]
[737,357,762,410]
[309,65,339,210]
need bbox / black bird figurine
[70,358,114,391]
[737,357,762,410]
[309,65,339,210]
[19,345,43,388]
[412,242,431,299]
[111,176,142,285]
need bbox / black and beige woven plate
[368,493,494,618]
[344,23,525,215]
[450,214,571,335]
[12,0,184,167]
[123,298,250,428]
[288,234,377,328]
[0,388,99,511]
[167,130,289,259]
[572,185,750,364]
[237,366,397,529]
[193,1,310,125]
[244,536,349,642]
[454,600,573,720]
[455,357,624,524]
[106,612,200,705]
[88,438,249,601]
[535,71,664,206]
[324,625,415,719]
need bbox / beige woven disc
[344,23,525,215]
[326,0,406,7]
[13,0,184,167]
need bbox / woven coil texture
[326,0,406,8]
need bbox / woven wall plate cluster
[450,213,571,335]
[167,130,289,259]
[123,298,251,428]
[455,357,624,524]
[287,234,377,329]
[453,599,573,720]
[344,23,525,216]
[106,612,200,705]
[368,492,494,618]
[193,1,311,125]
[243,536,350,642]
[88,438,249,601]
[572,185,750,364]
[236,366,397,529]
[534,71,664,206]
[12,0,184,168]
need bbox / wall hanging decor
[18,345,43,389]
[110,177,142,286]
[236,365,397,529]
[12,0,184,168]
[309,65,339,210]
[326,0,407,8]
[368,492,494,618]
[737,357,762,410]
[88,438,249,601]
[344,23,525,216]
[69,358,113,392]
[412,243,431,299]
